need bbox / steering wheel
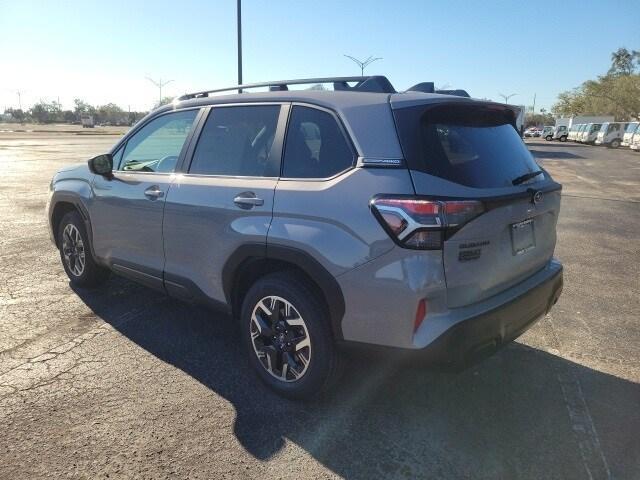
[155,155,178,173]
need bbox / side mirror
[88,154,114,178]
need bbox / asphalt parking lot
[1,132,638,479]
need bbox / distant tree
[525,112,555,128]
[30,101,54,123]
[609,47,640,76]
[307,84,327,91]
[4,108,26,122]
[153,96,175,109]
[553,48,640,120]
[63,110,75,123]
[95,103,126,125]
[73,98,95,121]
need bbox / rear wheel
[240,272,339,399]
[57,211,109,287]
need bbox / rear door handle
[144,186,164,199]
[234,192,264,209]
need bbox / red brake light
[414,299,427,333]
[371,196,484,250]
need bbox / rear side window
[394,104,540,188]
[282,106,354,178]
[189,105,280,177]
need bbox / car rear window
[393,103,541,188]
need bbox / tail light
[370,196,484,250]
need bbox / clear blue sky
[1,0,638,112]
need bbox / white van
[552,125,568,141]
[621,122,639,147]
[541,126,555,140]
[581,123,602,144]
[568,124,582,142]
[630,125,640,152]
[595,122,628,148]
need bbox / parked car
[594,122,629,148]
[46,76,563,399]
[525,127,542,138]
[567,124,582,142]
[621,122,639,148]
[630,125,640,152]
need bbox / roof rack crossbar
[178,76,396,100]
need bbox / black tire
[545,135,553,141]
[240,271,340,400]
[610,139,621,149]
[560,135,567,142]
[57,211,109,288]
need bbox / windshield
[394,103,540,188]
[591,124,602,133]
[626,123,638,133]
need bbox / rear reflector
[370,196,484,250]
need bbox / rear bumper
[419,260,563,367]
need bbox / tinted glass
[120,110,198,172]
[626,123,638,133]
[394,104,540,188]
[190,105,280,176]
[282,106,354,178]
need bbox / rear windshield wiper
[512,170,543,186]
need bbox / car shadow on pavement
[73,276,640,480]
[529,149,585,160]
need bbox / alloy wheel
[250,295,311,382]
[62,223,85,277]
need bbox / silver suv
[47,76,563,399]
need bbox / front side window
[189,105,280,177]
[282,106,354,178]
[120,110,198,173]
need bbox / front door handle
[234,192,264,209]
[144,186,164,200]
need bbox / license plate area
[511,218,536,255]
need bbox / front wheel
[240,272,340,399]
[559,136,567,142]
[58,211,109,287]
[545,135,553,141]
[610,139,621,149]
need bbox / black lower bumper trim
[424,264,563,368]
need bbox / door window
[119,109,198,173]
[282,106,355,178]
[189,105,281,177]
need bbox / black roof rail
[177,75,396,100]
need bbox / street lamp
[343,55,382,76]
[145,77,174,105]
[498,92,518,104]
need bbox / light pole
[237,0,242,92]
[498,92,518,104]
[343,55,382,76]
[145,77,174,105]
